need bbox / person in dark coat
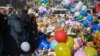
[20,7,30,42]
[20,5,30,30]
[0,12,5,56]
[28,13,38,53]
[0,8,8,56]
[7,10,24,56]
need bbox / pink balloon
[74,49,87,56]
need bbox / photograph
[0,0,100,56]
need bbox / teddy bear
[93,31,100,54]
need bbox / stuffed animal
[86,41,94,47]
[93,31,100,54]
[93,31,100,43]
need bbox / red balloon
[55,30,67,43]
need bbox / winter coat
[0,13,7,40]
[20,10,30,32]
[8,13,23,44]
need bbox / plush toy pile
[34,15,100,56]
[22,0,100,56]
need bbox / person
[0,9,7,56]
[0,8,8,56]
[8,9,24,56]
[20,5,30,41]
[27,9,38,52]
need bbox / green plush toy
[78,14,84,21]
[39,0,49,6]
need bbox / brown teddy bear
[93,31,100,54]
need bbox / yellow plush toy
[37,20,43,29]
[93,31,100,43]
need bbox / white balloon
[81,5,87,10]
[21,42,30,52]
[74,12,80,17]
[75,1,83,11]
[61,0,70,6]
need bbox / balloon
[55,43,71,56]
[74,49,87,56]
[50,40,58,49]
[75,1,83,11]
[38,40,50,49]
[61,0,70,6]
[81,10,87,16]
[84,47,97,56]
[87,15,93,21]
[81,5,87,10]
[55,30,67,43]
[66,36,74,49]
[74,12,80,17]
[78,14,84,21]
[82,20,89,27]
[21,42,30,52]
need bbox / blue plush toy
[81,10,87,16]
[42,0,47,4]
[82,20,89,27]
[38,40,50,49]
[91,25,100,33]
[87,15,93,21]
